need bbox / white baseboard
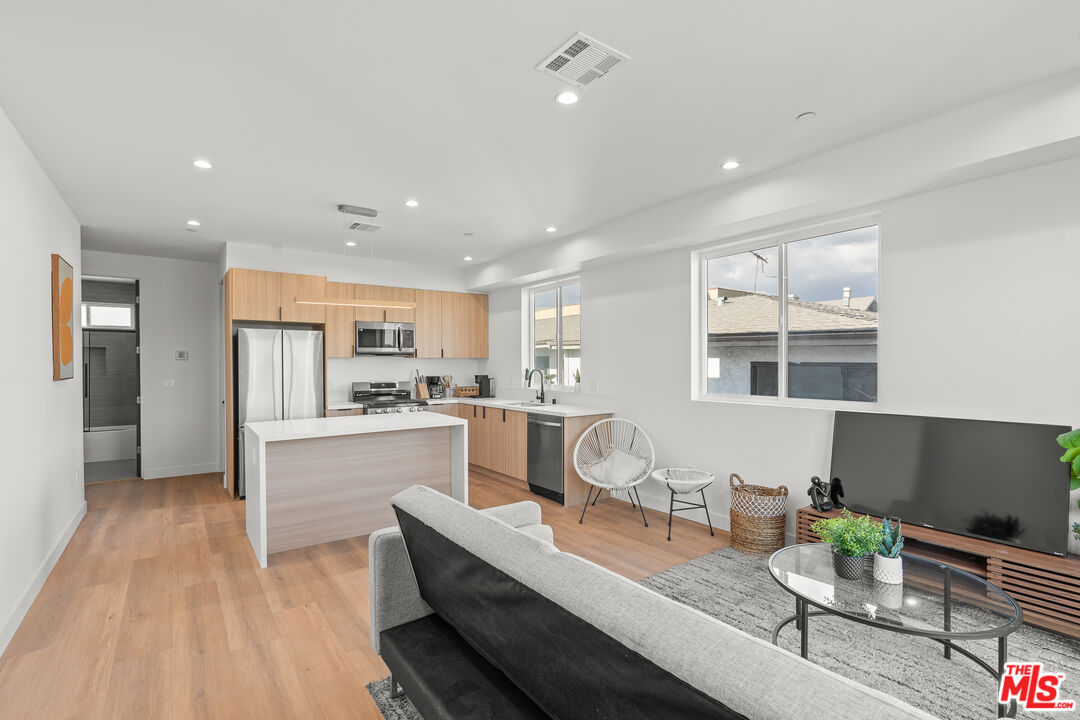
[141,462,222,480]
[0,500,87,656]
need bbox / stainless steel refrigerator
[235,327,324,497]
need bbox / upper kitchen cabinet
[414,289,443,358]
[229,268,281,322]
[355,285,416,323]
[441,292,489,358]
[324,281,355,358]
[280,273,326,322]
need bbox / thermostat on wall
[175,350,189,361]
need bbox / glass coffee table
[768,543,1023,718]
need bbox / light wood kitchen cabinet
[502,409,527,481]
[229,268,281,321]
[427,404,456,416]
[414,290,443,358]
[440,292,488,358]
[280,273,326,322]
[324,281,355,358]
[354,285,416,323]
[325,408,365,417]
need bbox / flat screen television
[830,412,1071,556]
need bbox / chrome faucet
[528,368,546,404]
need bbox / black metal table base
[770,599,1016,718]
[665,488,715,541]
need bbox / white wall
[223,240,471,291]
[81,251,223,479]
[0,105,85,654]
[487,157,1080,545]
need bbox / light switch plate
[163,379,175,389]
[175,350,189,360]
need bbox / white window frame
[526,277,581,389]
[82,301,136,330]
[692,213,881,409]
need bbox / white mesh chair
[573,419,654,527]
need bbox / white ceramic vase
[1068,489,1080,555]
[874,580,904,610]
[873,554,903,584]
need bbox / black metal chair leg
[701,489,714,536]
[667,489,675,540]
[579,486,594,524]
[634,486,648,527]
[591,487,603,506]
[628,491,637,509]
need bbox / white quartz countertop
[246,412,466,443]
[424,397,612,418]
[326,401,364,410]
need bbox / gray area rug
[640,548,1080,720]
[368,548,1080,719]
[366,677,422,720]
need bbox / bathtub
[84,425,137,463]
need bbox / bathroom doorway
[82,276,141,483]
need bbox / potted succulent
[873,517,905,584]
[1058,429,1080,554]
[573,368,581,392]
[811,509,883,581]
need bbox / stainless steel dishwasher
[527,414,564,503]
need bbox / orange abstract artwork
[52,253,74,380]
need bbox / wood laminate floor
[0,470,730,719]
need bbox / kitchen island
[244,412,467,567]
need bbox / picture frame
[51,253,74,381]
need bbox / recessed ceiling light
[192,159,213,169]
[404,199,419,208]
[796,111,817,121]
[345,241,357,247]
[545,226,558,233]
[463,256,473,262]
[186,219,201,226]
[721,160,740,170]
[555,91,579,105]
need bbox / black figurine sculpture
[827,477,845,509]
[807,476,832,512]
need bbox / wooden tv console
[795,506,1080,639]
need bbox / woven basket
[454,385,479,397]
[729,473,788,555]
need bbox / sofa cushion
[390,485,936,720]
[381,614,549,720]
[394,505,748,720]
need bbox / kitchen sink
[510,402,546,407]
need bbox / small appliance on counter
[352,381,429,414]
[475,374,495,398]
[425,376,445,399]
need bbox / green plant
[879,517,904,558]
[811,509,883,558]
[573,368,581,383]
[1074,522,1080,543]
[1058,429,1080,510]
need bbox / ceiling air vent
[344,219,383,232]
[536,33,630,88]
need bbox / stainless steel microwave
[355,321,416,356]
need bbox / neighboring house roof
[533,304,580,349]
[818,296,878,312]
[708,288,877,335]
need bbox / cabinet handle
[483,407,486,419]
[473,406,476,418]
[502,409,506,422]
[441,348,444,358]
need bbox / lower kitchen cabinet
[455,403,526,481]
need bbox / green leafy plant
[879,517,904,558]
[1074,522,1080,543]
[1058,429,1080,510]
[811,509,883,558]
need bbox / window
[702,223,878,403]
[82,302,135,330]
[531,281,580,385]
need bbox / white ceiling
[1,1,1079,264]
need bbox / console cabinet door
[324,281,355,358]
[280,273,326,322]
[230,268,281,321]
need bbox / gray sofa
[369,485,937,720]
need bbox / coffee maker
[424,376,445,399]
[475,375,495,398]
